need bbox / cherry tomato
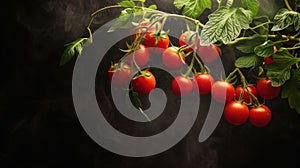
[126,44,150,67]
[179,31,199,53]
[132,70,156,94]
[224,101,249,125]
[257,78,281,100]
[132,21,162,41]
[193,73,214,94]
[249,105,271,127]
[197,44,220,63]
[172,76,193,96]
[108,63,131,85]
[144,30,170,54]
[235,85,258,103]
[263,57,275,66]
[162,46,186,69]
[212,81,235,103]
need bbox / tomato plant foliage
[61,0,300,115]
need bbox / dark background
[1,0,300,168]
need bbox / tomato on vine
[263,57,275,66]
[132,70,156,94]
[212,81,235,103]
[144,30,170,54]
[172,76,193,96]
[179,31,199,53]
[132,20,162,41]
[162,46,186,69]
[197,44,220,63]
[224,101,249,126]
[257,78,281,100]
[249,105,272,127]
[126,44,150,67]
[108,63,131,85]
[235,85,258,103]
[193,73,214,94]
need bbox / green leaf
[118,1,135,8]
[236,0,259,17]
[236,35,265,53]
[235,54,263,68]
[271,8,300,31]
[226,0,233,7]
[108,9,135,32]
[281,69,300,114]
[200,7,252,45]
[60,38,90,66]
[174,0,212,19]
[254,40,276,57]
[266,50,300,86]
[296,0,300,6]
[148,4,157,10]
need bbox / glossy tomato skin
[257,78,281,100]
[249,105,272,127]
[193,73,214,94]
[264,57,275,66]
[132,21,162,41]
[108,63,131,85]
[132,70,156,94]
[172,76,193,96]
[179,31,199,53]
[212,81,235,103]
[144,31,170,54]
[162,46,186,69]
[224,101,249,125]
[235,85,258,103]
[126,44,150,67]
[197,44,220,63]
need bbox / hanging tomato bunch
[60,0,300,127]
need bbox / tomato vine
[61,0,300,120]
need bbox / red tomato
[249,105,272,127]
[172,76,193,96]
[144,30,170,54]
[132,70,156,94]
[126,44,150,67]
[257,78,281,100]
[197,44,220,63]
[108,63,131,85]
[235,85,258,103]
[263,57,275,66]
[179,31,199,52]
[193,73,214,94]
[224,101,249,125]
[212,81,235,103]
[162,46,186,69]
[132,21,162,41]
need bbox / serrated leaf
[271,8,300,31]
[266,50,300,86]
[226,0,233,7]
[236,35,265,53]
[237,0,259,17]
[200,7,252,45]
[118,1,135,8]
[281,69,300,114]
[108,9,135,32]
[148,4,157,10]
[60,38,90,66]
[235,54,263,68]
[174,0,212,19]
[254,40,276,57]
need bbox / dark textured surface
[2,0,300,168]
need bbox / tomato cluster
[211,77,280,127]
[107,19,278,127]
[108,20,221,96]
